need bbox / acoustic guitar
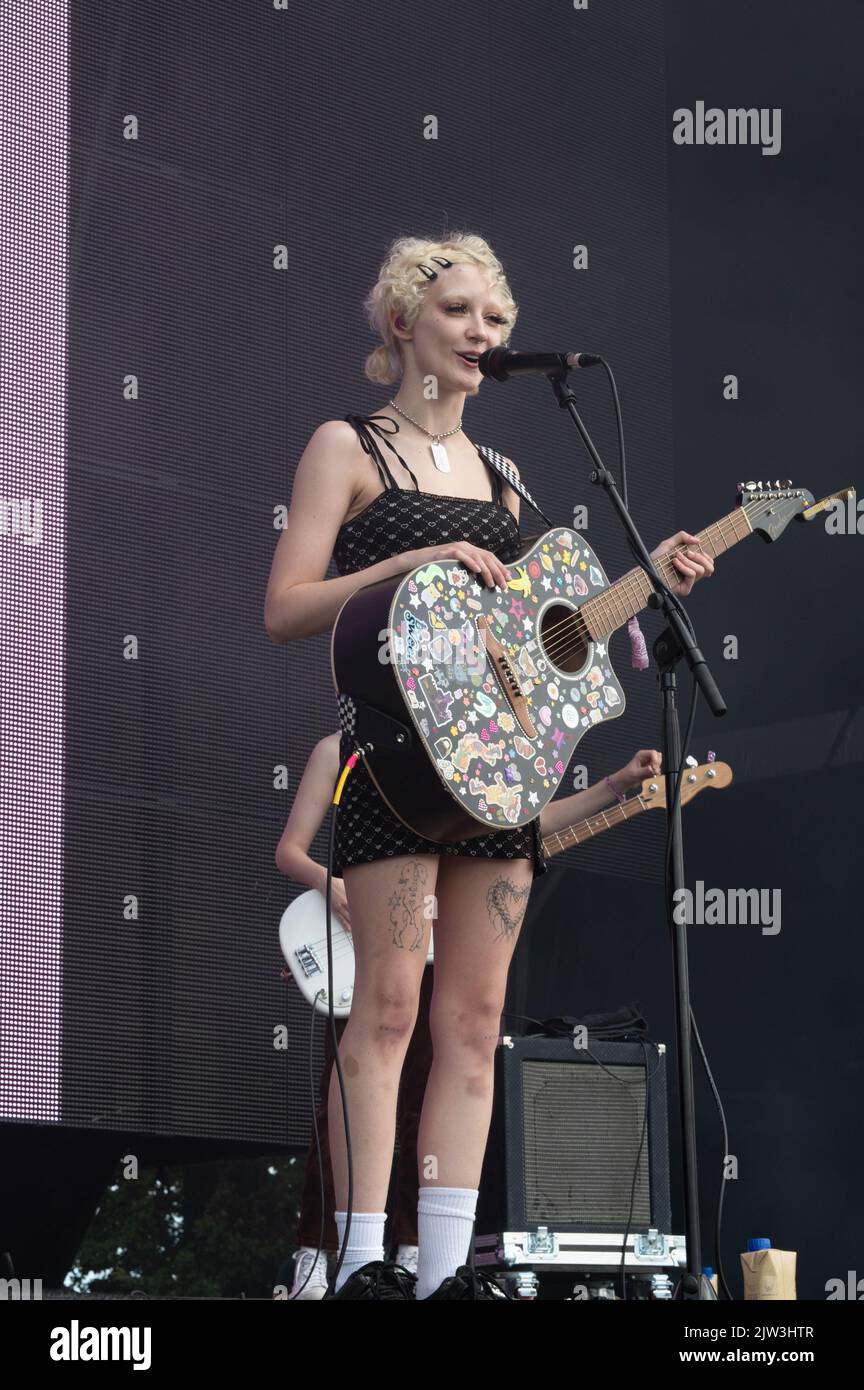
[332,482,846,842]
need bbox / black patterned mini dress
[332,413,549,880]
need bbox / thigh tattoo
[486,875,531,943]
[387,860,429,951]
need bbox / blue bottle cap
[702,1266,714,1278]
[747,1238,771,1251]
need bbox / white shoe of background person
[289,1247,329,1300]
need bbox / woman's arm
[539,749,661,838]
[275,733,341,888]
[275,733,352,929]
[264,421,420,643]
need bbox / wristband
[605,775,627,805]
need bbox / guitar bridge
[294,946,321,979]
[476,616,537,739]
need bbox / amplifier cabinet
[477,1036,673,1237]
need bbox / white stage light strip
[0,5,67,1120]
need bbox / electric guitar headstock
[639,759,733,810]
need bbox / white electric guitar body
[279,890,434,1018]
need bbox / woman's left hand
[650,531,715,596]
[617,749,662,793]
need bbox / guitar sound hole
[539,603,588,674]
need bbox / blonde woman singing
[264,232,713,1299]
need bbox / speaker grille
[522,1060,651,1225]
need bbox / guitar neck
[541,793,647,858]
[582,505,753,639]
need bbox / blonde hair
[363,231,518,386]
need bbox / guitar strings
[299,934,356,959]
[541,794,646,851]
[538,509,746,648]
[525,505,755,668]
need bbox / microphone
[477,347,602,381]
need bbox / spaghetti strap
[344,413,421,493]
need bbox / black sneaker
[325,1260,417,1300]
[422,1264,514,1300]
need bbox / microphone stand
[546,370,726,1301]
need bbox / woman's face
[402,262,510,396]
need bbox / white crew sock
[333,1210,387,1293]
[415,1186,479,1299]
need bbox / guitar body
[279,890,434,1017]
[332,526,626,841]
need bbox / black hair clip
[429,256,453,268]
[417,263,438,280]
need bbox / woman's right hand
[405,543,511,591]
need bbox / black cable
[287,990,328,1299]
[324,763,354,1292]
[597,355,697,644]
[662,678,733,1300]
[288,749,359,1298]
[690,1010,734,1301]
[581,1037,662,1300]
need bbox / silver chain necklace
[387,398,462,474]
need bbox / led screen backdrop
[2,1,676,1148]
[0,3,67,1124]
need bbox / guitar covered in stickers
[331,481,848,843]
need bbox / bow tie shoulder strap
[476,444,553,528]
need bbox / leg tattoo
[486,875,531,943]
[387,860,429,951]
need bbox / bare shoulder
[264,421,363,622]
[297,418,363,481]
[289,418,369,518]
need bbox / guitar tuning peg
[685,755,698,768]
[707,750,716,762]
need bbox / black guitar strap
[337,691,414,753]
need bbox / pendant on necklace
[430,440,451,473]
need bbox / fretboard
[541,793,647,858]
[582,505,753,640]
